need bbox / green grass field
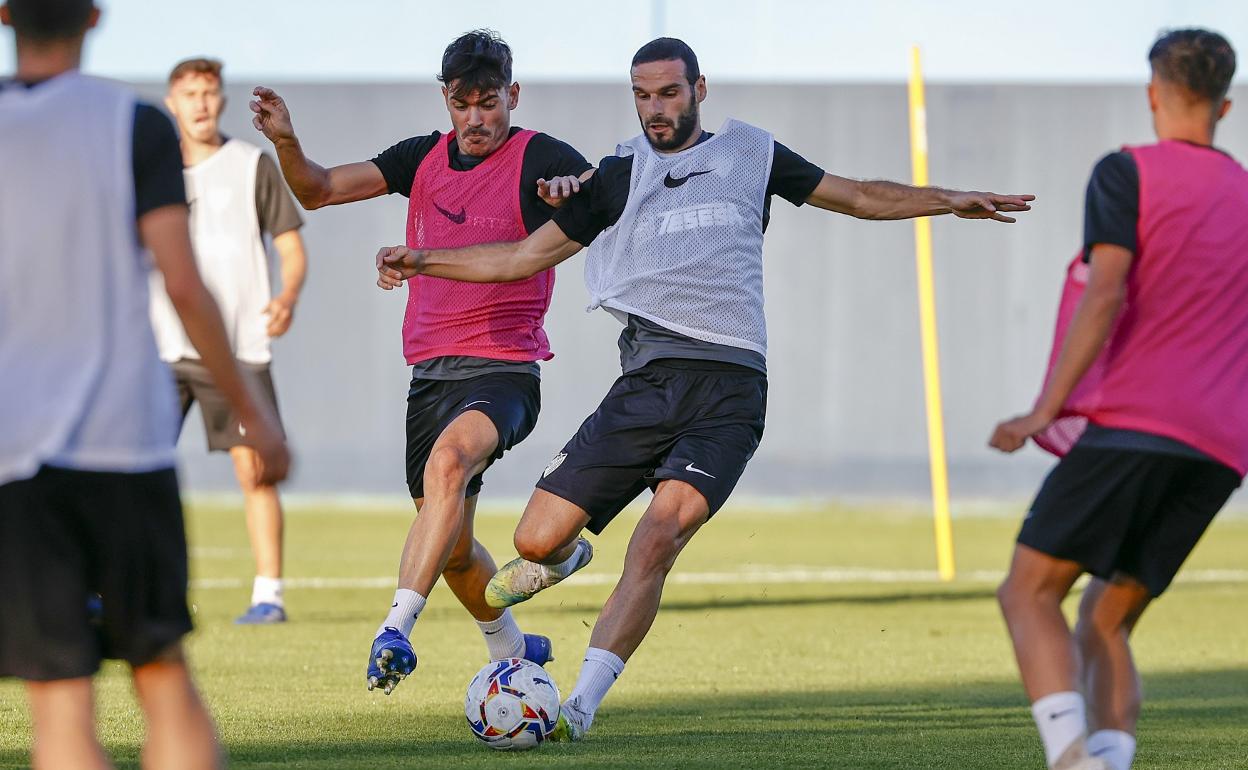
[2,501,1246,769]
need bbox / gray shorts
[172,358,283,452]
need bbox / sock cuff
[1030,690,1084,719]
[584,647,625,675]
[254,576,283,588]
[1088,729,1136,748]
[475,609,514,632]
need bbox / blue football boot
[522,633,554,666]
[367,627,417,695]
[234,602,287,625]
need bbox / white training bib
[150,139,275,364]
[0,73,178,484]
[584,118,774,356]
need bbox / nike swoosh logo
[663,169,713,188]
[463,400,491,409]
[483,629,501,635]
[685,462,716,479]
[391,602,398,608]
[1049,708,1079,721]
[433,201,467,224]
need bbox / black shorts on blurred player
[536,359,767,534]
[1018,443,1240,596]
[405,372,541,500]
[0,466,192,681]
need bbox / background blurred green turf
[2,501,1245,769]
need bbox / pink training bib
[1034,141,1248,475]
[402,129,555,365]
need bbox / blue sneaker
[234,602,286,625]
[522,633,554,666]
[367,627,417,695]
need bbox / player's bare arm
[265,229,307,337]
[249,86,388,209]
[141,204,291,483]
[376,219,583,288]
[989,243,1134,453]
[806,173,1035,222]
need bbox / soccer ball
[464,658,561,750]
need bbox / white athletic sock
[565,647,625,730]
[251,576,284,608]
[1088,729,1136,770]
[1032,691,1088,768]
[477,609,526,660]
[377,588,426,638]
[543,539,587,580]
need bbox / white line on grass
[189,567,1248,590]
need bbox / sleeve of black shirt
[767,140,825,206]
[370,132,442,197]
[132,103,186,218]
[1082,151,1139,261]
[518,132,594,233]
[254,153,304,236]
[551,155,633,247]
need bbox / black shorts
[536,360,767,535]
[0,466,192,681]
[405,372,541,500]
[173,358,283,452]
[1018,446,1241,596]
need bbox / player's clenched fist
[250,86,296,144]
[375,246,426,289]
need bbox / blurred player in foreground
[0,1,289,768]
[377,37,1033,741]
[991,28,1243,770]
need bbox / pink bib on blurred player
[402,129,554,364]
[1034,141,1248,475]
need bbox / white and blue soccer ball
[464,658,561,750]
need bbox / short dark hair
[6,0,93,41]
[1149,28,1237,102]
[438,29,513,100]
[168,57,224,87]
[631,37,700,84]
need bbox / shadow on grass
[519,587,1001,616]
[2,668,1243,770]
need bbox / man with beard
[249,29,590,694]
[375,37,1033,739]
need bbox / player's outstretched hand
[239,406,291,485]
[988,410,1052,453]
[250,86,296,145]
[949,192,1035,223]
[375,245,424,289]
[537,175,582,208]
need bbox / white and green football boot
[549,700,591,742]
[485,537,593,609]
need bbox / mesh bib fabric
[1034,141,1248,475]
[403,129,554,365]
[584,119,774,356]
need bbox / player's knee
[425,445,470,492]
[996,577,1026,616]
[513,529,559,564]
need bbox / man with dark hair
[991,28,1243,770]
[153,56,309,625]
[376,36,1033,741]
[250,28,591,694]
[0,2,289,768]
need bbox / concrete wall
[136,81,1248,500]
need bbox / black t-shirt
[1081,150,1139,261]
[552,133,826,247]
[371,127,592,233]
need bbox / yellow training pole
[907,46,956,582]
